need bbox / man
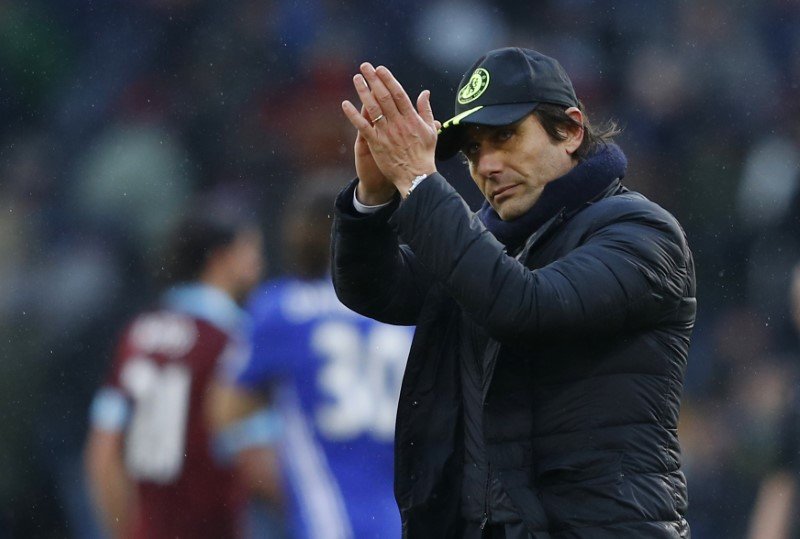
[333,47,696,538]
[84,211,270,539]
[212,184,414,539]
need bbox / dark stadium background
[1,1,799,537]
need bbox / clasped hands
[341,63,440,205]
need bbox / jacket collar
[514,178,623,262]
[479,143,628,252]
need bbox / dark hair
[161,212,254,284]
[533,101,621,161]
[281,181,339,280]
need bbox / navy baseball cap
[436,47,579,160]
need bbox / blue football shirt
[234,277,414,539]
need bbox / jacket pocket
[535,450,624,487]
[536,451,670,529]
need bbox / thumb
[417,90,435,127]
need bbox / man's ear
[563,107,585,156]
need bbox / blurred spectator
[71,119,194,254]
[211,182,414,539]
[746,264,800,539]
[412,0,509,71]
[83,209,267,539]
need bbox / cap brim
[435,102,539,160]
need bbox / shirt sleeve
[229,303,294,390]
[89,387,131,432]
[353,188,393,214]
[88,323,136,431]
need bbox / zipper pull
[480,514,488,530]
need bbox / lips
[491,184,518,201]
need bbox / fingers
[352,62,420,124]
[357,105,373,144]
[342,100,371,132]
[360,104,372,122]
[360,63,401,120]
[375,65,416,117]
[416,90,435,127]
[352,72,383,126]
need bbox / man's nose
[476,147,503,179]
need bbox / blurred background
[1,0,800,537]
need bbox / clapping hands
[342,63,439,202]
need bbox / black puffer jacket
[332,172,695,539]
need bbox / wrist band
[407,174,429,197]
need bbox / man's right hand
[354,105,397,206]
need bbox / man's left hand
[342,63,439,197]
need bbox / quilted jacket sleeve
[331,179,432,326]
[390,173,693,346]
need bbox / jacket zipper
[480,461,491,530]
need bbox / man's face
[462,113,579,221]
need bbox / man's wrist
[399,171,435,199]
[356,182,395,206]
[407,174,430,197]
[353,189,392,214]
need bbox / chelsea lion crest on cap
[437,48,580,160]
[457,68,490,104]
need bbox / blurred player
[84,210,270,539]
[746,264,800,539]
[211,183,414,539]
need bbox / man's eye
[497,129,514,141]
[462,142,479,157]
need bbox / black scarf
[478,143,628,251]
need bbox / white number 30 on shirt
[312,321,411,442]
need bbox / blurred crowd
[1,0,800,537]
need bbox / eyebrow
[468,117,525,136]
[463,118,525,147]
